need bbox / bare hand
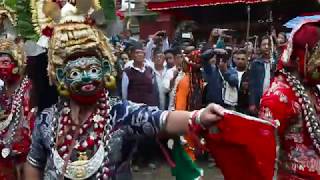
[200,103,225,127]
[249,105,257,114]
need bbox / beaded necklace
[52,91,113,180]
[0,76,30,158]
[280,69,320,154]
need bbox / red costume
[259,20,320,179]
[0,78,34,180]
[0,39,36,179]
[260,71,320,179]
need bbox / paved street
[133,161,224,180]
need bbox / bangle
[188,110,199,129]
[195,108,206,129]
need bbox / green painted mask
[56,56,111,97]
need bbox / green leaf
[3,0,17,11]
[100,0,116,21]
[16,0,39,41]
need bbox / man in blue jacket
[201,48,238,108]
[248,36,276,115]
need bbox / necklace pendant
[2,148,10,158]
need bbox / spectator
[277,32,287,46]
[122,43,159,171]
[276,32,288,56]
[248,35,274,115]
[153,49,167,110]
[124,41,153,69]
[120,52,130,64]
[113,52,130,97]
[234,49,250,114]
[164,49,175,69]
[122,43,158,106]
[201,48,238,108]
[145,31,169,62]
[163,47,183,109]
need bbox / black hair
[153,48,163,57]
[27,52,58,113]
[260,35,270,45]
[164,49,175,55]
[234,48,248,56]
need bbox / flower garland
[280,69,320,154]
[52,91,113,179]
[0,76,30,158]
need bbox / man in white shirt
[162,48,184,109]
[153,49,168,110]
[145,31,170,62]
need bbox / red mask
[0,57,20,84]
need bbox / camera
[201,49,215,61]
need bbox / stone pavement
[133,161,224,180]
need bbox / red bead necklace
[56,92,110,159]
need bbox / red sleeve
[259,77,300,138]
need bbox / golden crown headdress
[0,1,25,74]
[31,1,116,85]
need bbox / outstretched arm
[114,100,225,137]
[165,103,225,135]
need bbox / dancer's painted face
[0,53,17,82]
[57,56,111,97]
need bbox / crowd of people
[109,28,288,116]
[106,26,289,175]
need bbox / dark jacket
[202,60,238,107]
[248,58,276,107]
[236,70,250,114]
[248,59,265,107]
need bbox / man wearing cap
[122,43,158,106]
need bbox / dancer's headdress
[0,1,26,74]
[31,1,116,86]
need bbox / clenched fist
[199,103,225,127]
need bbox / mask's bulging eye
[90,66,101,74]
[91,68,97,73]
[69,70,80,79]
